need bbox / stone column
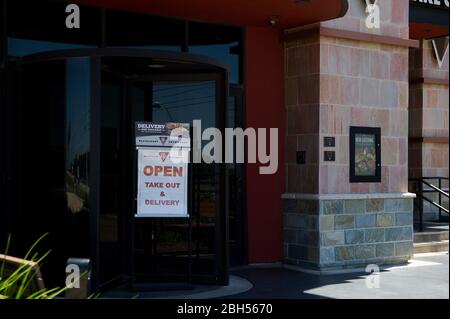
[409,38,449,221]
[283,0,416,271]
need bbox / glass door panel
[127,76,222,284]
[14,50,228,290]
[17,58,92,287]
[99,69,124,285]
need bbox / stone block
[395,212,413,226]
[284,229,297,243]
[319,215,335,231]
[340,77,360,106]
[367,199,384,213]
[288,244,308,261]
[307,247,320,263]
[322,200,344,215]
[345,229,364,244]
[377,213,395,227]
[354,245,376,259]
[380,80,399,108]
[290,215,309,229]
[356,214,376,228]
[376,243,395,257]
[297,230,319,246]
[288,215,304,228]
[299,200,319,215]
[321,231,345,246]
[287,47,300,77]
[335,246,356,261]
[390,52,408,81]
[360,78,380,107]
[385,199,413,213]
[395,241,413,256]
[344,199,366,214]
[365,228,385,243]
[381,138,398,165]
[371,51,389,79]
[284,214,294,228]
[283,199,298,214]
[320,247,335,264]
[286,78,298,106]
[385,227,413,241]
[335,215,355,230]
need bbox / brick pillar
[283,0,415,271]
[409,38,449,221]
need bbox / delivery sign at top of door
[135,122,190,148]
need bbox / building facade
[0,0,448,291]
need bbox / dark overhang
[72,0,349,29]
[410,0,449,39]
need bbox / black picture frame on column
[349,126,381,183]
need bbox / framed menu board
[350,127,381,183]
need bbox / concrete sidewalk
[228,252,449,299]
[99,252,448,299]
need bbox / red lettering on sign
[173,167,183,177]
[144,166,153,176]
[143,165,184,177]
[164,166,172,176]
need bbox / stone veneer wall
[409,38,449,221]
[285,0,410,195]
[409,39,449,179]
[283,0,415,270]
[283,195,414,270]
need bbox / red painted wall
[245,27,285,263]
[76,0,287,264]
[73,0,344,265]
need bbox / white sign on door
[136,147,189,218]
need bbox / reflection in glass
[189,22,242,84]
[106,10,184,51]
[18,58,92,287]
[154,81,216,277]
[66,59,91,216]
[19,60,67,287]
[99,70,123,283]
[189,44,239,84]
[152,81,215,128]
[6,0,101,56]
[130,79,218,280]
[8,38,95,57]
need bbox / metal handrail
[423,189,449,193]
[421,180,449,198]
[417,194,449,214]
[409,177,449,232]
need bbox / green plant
[0,233,68,299]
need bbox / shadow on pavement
[226,267,377,299]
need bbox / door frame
[123,71,228,285]
[228,84,247,267]
[18,48,230,289]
